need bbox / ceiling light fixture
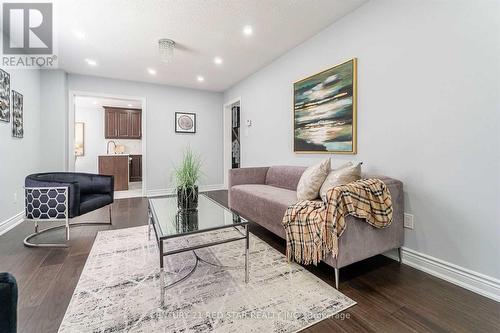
[147,68,157,75]
[73,29,86,40]
[214,57,223,65]
[127,104,133,107]
[158,38,176,63]
[197,75,205,82]
[243,25,253,36]
[85,58,97,66]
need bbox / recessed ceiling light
[197,75,205,82]
[73,29,86,40]
[214,57,223,65]
[243,25,253,36]
[85,58,97,66]
[127,104,133,107]
[93,101,97,105]
[147,68,157,75]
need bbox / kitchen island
[98,154,129,191]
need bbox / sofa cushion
[296,158,331,200]
[319,162,362,201]
[265,166,306,191]
[229,184,299,238]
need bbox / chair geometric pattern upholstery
[25,187,68,220]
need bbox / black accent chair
[0,273,17,333]
[24,172,114,247]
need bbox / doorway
[223,97,241,188]
[68,91,147,199]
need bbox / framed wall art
[12,90,23,138]
[75,122,85,156]
[175,112,196,133]
[0,68,10,122]
[293,58,357,154]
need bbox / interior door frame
[222,97,241,189]
[67,90,148,197]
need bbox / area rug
[59,226,355,332]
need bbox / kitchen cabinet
[98,155,129,191]
[104,107,142,139]
[129,155,142,182]
[129,111,141,138]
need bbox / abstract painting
[12,90,23,138]
[175,112,196,133]
[294,58,357,153]
[0,69,10,122]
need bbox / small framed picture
[175,112,196,133]
[12,90,23,138]
[0,68,10,123]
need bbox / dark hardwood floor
[1,191,498,332]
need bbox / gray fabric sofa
[228,166,404,288]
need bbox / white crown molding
[0,211,24,236]
[385,247,500,302]
[146,184,226,198]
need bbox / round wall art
[175,112,196,133]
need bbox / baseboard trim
[0,211,24,236]
[201,184,226,192]
[385,247,500,302]
[146,184,226,198]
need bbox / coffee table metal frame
[147,194,250,307]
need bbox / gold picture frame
[293,58,357,154]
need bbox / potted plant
[174,147,202,210]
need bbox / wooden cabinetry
[104,107,142,139]
[129,112,141,138]
[98,155,129,191]
[129,155,142,182]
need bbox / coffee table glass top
[148,194,248,239]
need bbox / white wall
[74,104,142,174]
[224,0,500,279]
[68,74,224,191]
[39,69,67,171]
[0,68,41,224]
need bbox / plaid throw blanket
[282,178,393,265]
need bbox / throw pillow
[296,158,331,200]
[319,162,362,201]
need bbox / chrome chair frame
[23,186,112,248]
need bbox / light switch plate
[404,213,414,229]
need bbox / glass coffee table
[148,193,249,306]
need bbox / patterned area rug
[59,226,355,332]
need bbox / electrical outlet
[13,192,17,204]
[404,213,414,229]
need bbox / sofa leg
[109,205,113,225]
[398,247,402,264]
[334,268,339,289]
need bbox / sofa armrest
[89,174,114,196]
[228,167,269,188]
[25,178,81,218]
[0,272,17,333]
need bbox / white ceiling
[56,0,367,92]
